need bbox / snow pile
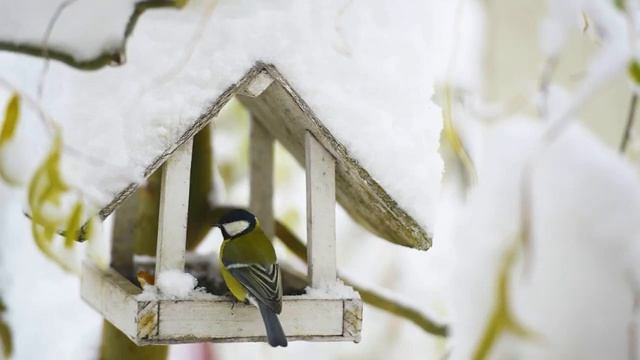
[304,279,358,299]
[138,269,217,300]
[155,270,198,298]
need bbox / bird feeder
[81,63,429,345]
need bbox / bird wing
[225,262,283,314]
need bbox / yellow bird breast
[220,264,247,302]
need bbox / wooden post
[305,131,337,289]
[111,206,135,282]
[155,139,193,275]
[249,115,275,239]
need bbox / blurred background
[1,0,639,359]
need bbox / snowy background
[2,0,640,359]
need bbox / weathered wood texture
[98,66,266,220]
[95,63,429,250]
[249,115,275,239]
[155,139,193,274]
[237,66,430,250]
[81,262,141,337]
[305,132,337,288]
[111,200,136,281]
[81,262,362,345]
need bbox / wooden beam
[81,262,140,339]
[111,207,135,282]
[238,71,274,98]
[249,115,275,239]
[155,139,193,274]
[81,262,362,344]
[98,64,431,251]
[305,131,337,289]
[156,297,343,340]
[237,64,432,250]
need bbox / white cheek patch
[222,220,250,236]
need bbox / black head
[214,209,257,239]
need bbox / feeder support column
[249,115,275,239]
[305,131,337,289]
[155,138,193,274]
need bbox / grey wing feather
[227,263,283,314]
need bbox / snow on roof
[0,1,472,249]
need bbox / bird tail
[258,303,288,347]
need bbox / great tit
[214,209,287,347]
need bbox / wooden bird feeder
[81,63,430,345]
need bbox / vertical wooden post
[249,115,275,239]
[155,139,193,275]
[305,131,337,289]
[111,207,135,282]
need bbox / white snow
[303,279,357,299]
[447,119,640,359]
[0,0,479,234]
[0,187,102,359]
[0,0,139,61]
[155,270,198,298]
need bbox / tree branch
[0,0,185,71]
[620,92,638,152]
[274,219,448,337]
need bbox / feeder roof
[0,1,454,250]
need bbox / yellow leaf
[0,319,12,358]
[29,134,67,214]
[0,93,23,186]
[31,221,54,260]
[473,241,536,360]
[629,60,640,85]
[28,130,78,272]
[0,299,10,357]
[442,86,477,188]
[0,93,19,146]
[65,202,84,247]
[174,0,190,8]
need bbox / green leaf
[615,0,626,10]
[629,60,640,84]
[0,93,19,146]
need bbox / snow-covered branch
[0,0,185,70]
